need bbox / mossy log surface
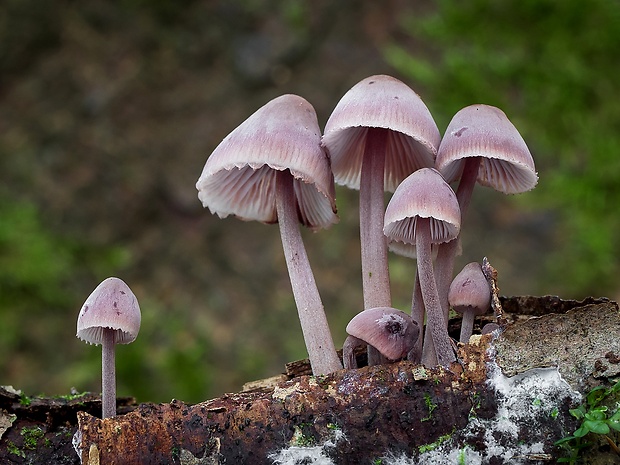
[1,296,619,464]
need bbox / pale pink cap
[448,262,491,317]
[436,104,538,194]
[196,94,338,231]
[76,277,141,345]
[384,168,461,246]
[346,306,419,361]
[322,75,440,192]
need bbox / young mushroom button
[76,277,141,419]
[448,262,491,343]
[196,94,342,375]
[343,307,419,369]
[384,168,461,368]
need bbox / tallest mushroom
[196,94,342,375]
[321,75,440,310]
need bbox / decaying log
[0,389,135,464]
[1,296,619,464]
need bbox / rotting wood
[1,296,619,464]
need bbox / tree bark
[1,296,619,464]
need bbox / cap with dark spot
[77,277,141,345]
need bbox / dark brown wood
[1,296,619,464]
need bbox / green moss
[418,429,454,453]
[54,391,89,401]
[326,423,340,431]
[21,426,44,450]
[468,392,482,420]
[290,425,316,447]
[421,393,437,422]
[457,447,468,465]
[7,440,25,458]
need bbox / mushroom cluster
[71,75,536,421]
[193,74,537,374]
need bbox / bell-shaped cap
[322,75,440,192]
[384,168,461,246]
[345,307,419,361]
[448,262,491,316]
[196,94,338,231]
[77,277,141,345]
[436,104,538,194]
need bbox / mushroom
[195,94,342,375]
[448,262,491,343]
[481,323,500,335]
[76,277,141,419]
[322,75,440,311]
[434,104,538,325]
[384,168,461,367]
[343,307,419,369]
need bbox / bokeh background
[2,0,619,404]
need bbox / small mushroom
[76,277,141,418]
[384,168,461,368]
[434,104,538,325]
[343,307,419,369]
[448,262,491,343]
[481,323,500,335]
[196,94,342,375]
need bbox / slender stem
[420,305,438,367]
[359,128,390,367]
[276,170,342,375]
[459,310,475,343]
[359,127,391,309]
[416,218,455,368]
[454,157,480,218]
[101,329,116,419]
[407,272,424,363]
[434,157,480,324]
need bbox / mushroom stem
[359,127,391,309]
[434,156,480,323]
[360,128,390,366]
[101,328,116,419]
[415,217,455,368]
[407,272,424,363]
[459,310,476,343]
[276,170,342,375]
[342,335,366,369]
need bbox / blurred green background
[1,0,619,404]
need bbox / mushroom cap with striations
[384,167,461,246]
[346,307,419,361]
[76,277,141,345]
[196,94,338,231]
[322,74,440,192]
[435,104,538,194]
[448,262,491,316]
